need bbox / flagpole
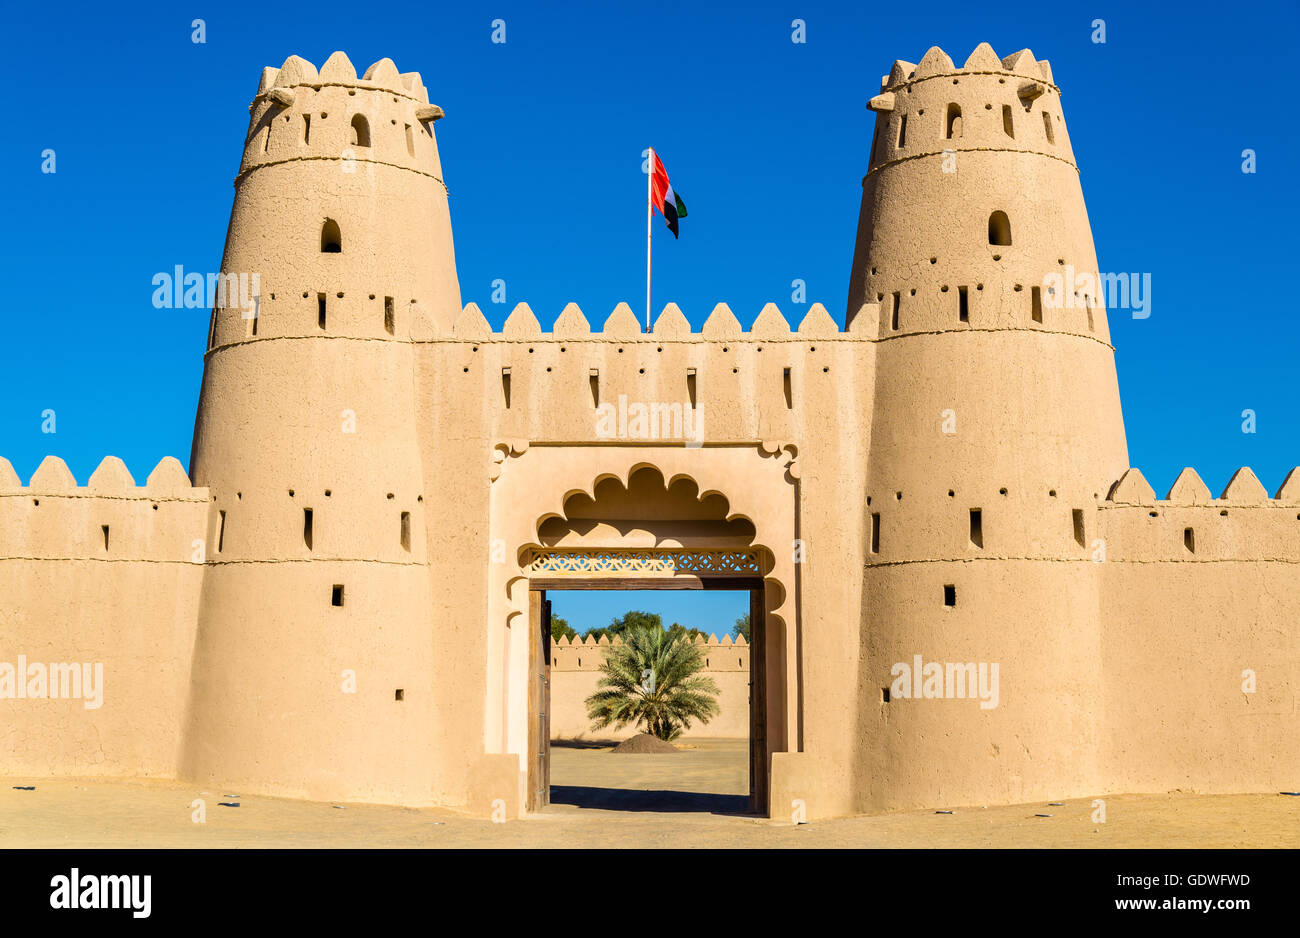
[646,147,653,332]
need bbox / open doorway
[527,581,768,816]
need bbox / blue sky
[2,1,1295,633]
[548,590,748,639]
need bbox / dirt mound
[611,733,679,754]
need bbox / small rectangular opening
[1087,305,1095,332]
[400,511,411,551]
[303,508,314,550]
[881,686,891,704]
[101,524,110,551]
[943,584,956,607]
[501,367,512,408]
[1031,286,1043,323]
[589,369,600,407]
[891,292,901,330]
[303,113,311,144]
[1184,527,1195,553]
[404,123,414,158]
[782,367,792,409]
[317,293,327,330]
[262,126,271,153]
[384,296,395,335]
[870,512,881,553]
[395,688,404,701]
[331,584,344,607]
[1002,104,1014,138]
[897,114,907,148]
[969,509,983,549]
[958,285,969,322]
[686,369,696,408]
[217,510,226,553]
[1043,110,1055,144]
[1072,509,1086,547]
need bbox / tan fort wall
[1098,466,1300,795]
[549,633,752,740]
[0,456,208,777]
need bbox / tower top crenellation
[878,43,1056,94]
[255,52,432,104]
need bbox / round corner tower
[183,52,458,803]
[850,44,1129,812]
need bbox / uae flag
[650,151,688,238]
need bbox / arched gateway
[487,456,799,816]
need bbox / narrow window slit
[989,211,1012,246]
[320,219,342,253]
[350,114,370,148]
[969,509,983,549]
[945,103,962,139]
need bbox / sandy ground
[1,738,1296,848]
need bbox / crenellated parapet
[1100,466,1300,562]
[436,299,874,343]
[0,456,210,563]
[550,631,750,673]
[416,300,878,451]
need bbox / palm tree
[585,623,720,741]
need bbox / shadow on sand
[549,785,750,816]
[550,738,619,751]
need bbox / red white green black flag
[649,150,688,237]
[645,148,688,331]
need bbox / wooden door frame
[526,576,769,816]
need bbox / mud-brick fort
[1,43,1296,820]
